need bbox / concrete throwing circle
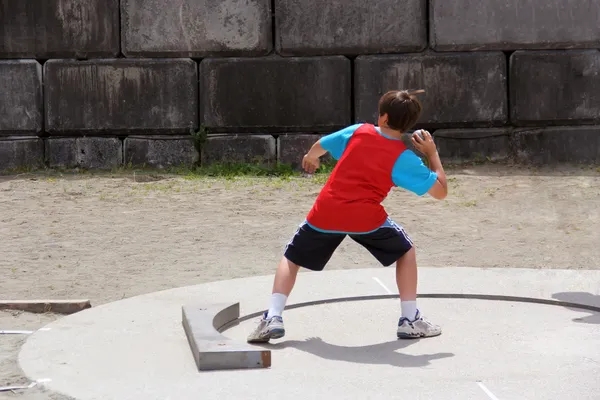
[18,268,600,400]
[224,298,599,400]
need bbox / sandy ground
[1,164,599,399]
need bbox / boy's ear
[379,113,388,125]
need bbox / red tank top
[306,124,407,233]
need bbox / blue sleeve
[392,150,438,196]
[319,124,362,160]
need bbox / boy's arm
[302,124,362,173]
[423,147,447,200]
[412,131,448,200]
[392,130,448,200]
[302,141,327,174]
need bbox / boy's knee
[396,247,416,264]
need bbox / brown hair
[378,89,424,132]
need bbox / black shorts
[283,218,414,271]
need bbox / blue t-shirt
[320,124,438,196]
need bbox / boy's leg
[396,246,418,319]
[394,247,441,339]
[350,217,441,339]
[267,256,300,319]
[246,257,299,344]
[247,222,345,343]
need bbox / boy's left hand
[302,153,320,174]
[411,130,437,157]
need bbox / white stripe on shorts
[284,221,306,252]
[385,217,414,246]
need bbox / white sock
[401,300,418,321]
[266,293,288,318]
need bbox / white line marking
[477,382,500,400]
[372,277,393,294]
[0,379,51,392]
[0,328,51,335]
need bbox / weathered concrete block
[44,59,198,134]
[275,0,426,56]
[45,138,78,168]
[277,134,328,169]
[0,0,119,58]
[124,136,199,168]
[510,50,600,126]
[201,135,276,165]
[182,303,271,371]
[0,61,42,135]
[0,137,44,171]
[45,137,122,169]
[430,0,600,51]
[200,56,351,132]
[121,0,272,57]
[512,126,600,164]
[355,53,508,128]
[433,128,511,164]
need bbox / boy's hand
[411,130,437,157]
[302,153,320,174]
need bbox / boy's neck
[378,126,404,139]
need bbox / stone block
[510,50,600,126]
[512,126,600,164]
[201,135,276,165]
[0,61,42,135]
[355,53,508,128]
[121,0,272,57]
[0,137,44,171]
[0,0,119,58]
[200,56,351,132]
[182,303,271,371]
[45,137,122,170]
[430,0,600,51]
[275,0,426,56]
[277,134,329,169]
[44,59,198,134]
[124,136,199,168]
[433,128,511,164]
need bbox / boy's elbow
[427,183,448,200]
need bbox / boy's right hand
[411,130,437,157]
[302,153,320,174]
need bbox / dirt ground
[1,164,599,399]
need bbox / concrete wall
[2,0,600,171]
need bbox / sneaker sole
[397,331,441,339]
[268,328,285,339]
[247,336,270,344]
[247,328,285,344]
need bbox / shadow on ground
[552,292,600,324]
[255,337,454,368]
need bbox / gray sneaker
[397,310,442,339]
[247,312,285,343]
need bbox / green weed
[460,200,478,207]
[485,188,498,197]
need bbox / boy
[247,89,448,343]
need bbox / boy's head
[377,89,424,133]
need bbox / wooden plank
[0,300,91,314]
